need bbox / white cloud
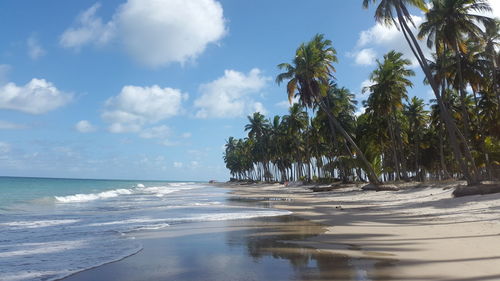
[0,142,11,154]
[352,15,430,67]
[358,79,375,101]
[102,85,186,133]
[60,0,226,67]
[355,106,366,117]
[27,35,46,60]
[116,0,226,67]
[360,79,375,91]
[0,120,26,130]
[173,161,183,168]
[75,120,96,133]
[252,102,267,115]
[0,78,72,114]
[60,3,115,50]
[181,132,192,138]
[194,68,269,118]
[488,0,500,18]
[139,125,171,139]
[353,48,377,66]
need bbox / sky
[0,0,498,181]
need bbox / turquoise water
[0,176,185,209]
[0,176,290,281]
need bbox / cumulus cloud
[75,120,96,133]
[102,85,187,133]
[173,161,183,168]
[352,15,430,67]
[194,68,269,118]
[352,48,377,66]
[27,35,46,60]
[116,0,226,67]
[60,0,226,67]
[60,3,115,49]
[0,78,72,114]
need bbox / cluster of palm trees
[224,0,499,186]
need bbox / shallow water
[64,216,397,281]
[0,177,290,281]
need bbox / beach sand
[64,181,500,281]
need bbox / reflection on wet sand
[225,215,397,281]
[64,211,397,281]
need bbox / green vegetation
[224,0,499,185]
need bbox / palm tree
[277,34,381,185]
[245,112,271,181]
[362,0,490,185]
[419,0,493,143]
[364,51,414,181]
[482,19,500,104]
[405,97,429,180]
[282,104,309,180]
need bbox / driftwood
[362,183,399,191]
[453,184,500,197]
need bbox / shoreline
[221,181,500,280]
[61,180,500,280]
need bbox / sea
[0,176,290,281]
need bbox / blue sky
[0,0,498,181]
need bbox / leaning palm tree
[418,0,493,146]
[362,0,489,185]
[276,34,381,185]
[482,19,500,104]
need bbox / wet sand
[64,181,500,281]
[225,181,500,281]
[63,216,395,281]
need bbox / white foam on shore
[0,182,292,281]
[169,209,292,224]
[54,183,203,203]
[0,219,79,229]
[55,188,133,203]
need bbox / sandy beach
[61,180,500,281]
[224,181,500,281]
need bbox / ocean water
[0,177,290,281]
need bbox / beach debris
[453,184,500,197]
[310,185,335,192]
[362,183,399,191]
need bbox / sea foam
[0,182,291,281]
[55,188,133,203]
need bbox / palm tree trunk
[393,113,409,181]
[439,122,450,180]
[455,48,473,141]
[388,119,401,181]
[316,99,380,185]
[394,5,479,185]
